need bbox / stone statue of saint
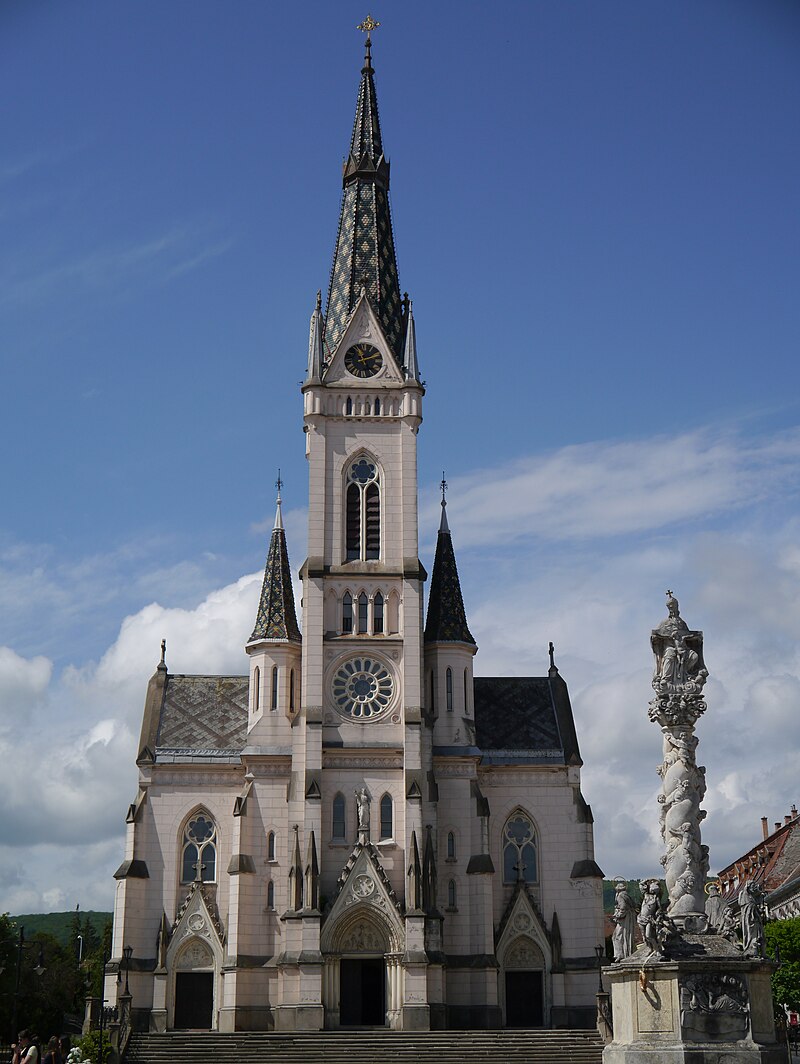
[638,880,673,961]
[740,881,766,957]
[611,878,637,961]
[705,882,724,930]
[355,786,370,836]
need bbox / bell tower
[282,24,432,1031]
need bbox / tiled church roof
[473,673,583,766]
[156,675,248,756]
[323,40,404,362]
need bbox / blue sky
[1,0,799,913]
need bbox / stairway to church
[126,1028,604,1064]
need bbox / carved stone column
[649,592,710,929]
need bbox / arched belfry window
[446,668,453,712]
[181,812,217,883]
[271,666,279,711]
[345,457,381,561]
[502,811,538,885]
[373,591,384,634]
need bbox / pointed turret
[403,297,420,381]
[306,291,324,381]
[249,482,301,644]
[424,488,475,647]
[323,34,404,361]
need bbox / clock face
[344,342,383,378]
[331,656,394,721]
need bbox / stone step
[126,1030,604,1064]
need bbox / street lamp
[594,943,605,993]
[9,927,46,1042]
[123,946,133,997]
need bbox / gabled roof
[473,673,582,766]
[155,674,248,758]
[323,42,404,362]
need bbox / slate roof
[323,43,404,362]
[155,675,248,757]
[424,516,476,646]
[473,676,581,765]
[249,520,301,643]
[151,672,582,769]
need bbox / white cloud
[423,426,800,548]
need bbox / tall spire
[323,25,404,362]
[424,479,476,646]
[249,475,301,644]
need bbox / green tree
[766,917,800,1013]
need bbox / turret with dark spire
[424,479,475,647]
[323,22,404,362]
[249,477,301,644]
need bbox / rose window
[332,657,394,720]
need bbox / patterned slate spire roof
[323,39,404,362]
[424,494,476,646]
[248,485,301,644]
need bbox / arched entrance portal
[502,935,546,1028]
[322,909,403,1028]
[173,938,215,1029]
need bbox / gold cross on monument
[357,14,381,43]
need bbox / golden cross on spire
[357,14,381,42]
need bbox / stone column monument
[650,591,710,930]
[602,592,785,1064]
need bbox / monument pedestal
[603,936,786,1064]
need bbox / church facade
[108,35,604,1033]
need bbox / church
[108,28,605,1034]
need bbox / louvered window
[365,483,380,558]
[344,457,381,562]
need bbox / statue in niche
[705,882,725,930]
[355,787,371,836]
[740,881,767,957]
[611,878,638,961]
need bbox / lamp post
[594,943,605,993]
[7,927,46,1042]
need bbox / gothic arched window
[464,668,470,714]
[447,831,456,860]
[373,591,384,634]
[181,812,217,884]
[267,880,275,909]
[380,794,393,840]
[446,667,453,712]
[290,669,295,712]
[342,591,353,634]
[332,793,346,841]
[447,879,457,909]
[502,811,538,885]
[267,831,276,862]
[271,666,279,711]
[345,457,381,561]
[253,666,260,713]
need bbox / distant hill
[9,911,113,948]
